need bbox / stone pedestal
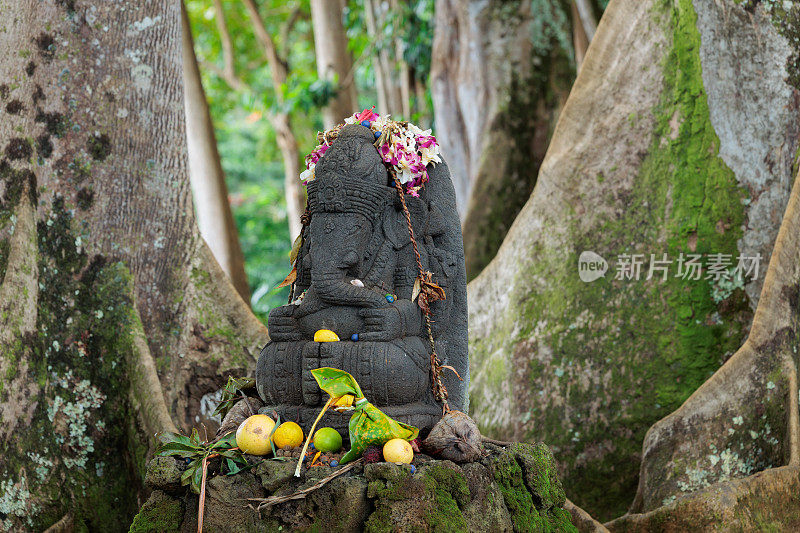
[131,443,578,532]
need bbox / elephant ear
[383,196,431,250]
[427,204,447,237]
[383,209,409,250]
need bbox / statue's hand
[267,305,303,341]
[359,299,422,341]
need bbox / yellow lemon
[383,438,414,464]
[272,421,304,449]
[235,414,276,455]
[333,394,354,408]
[314,329,340,342]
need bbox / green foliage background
[185,0,434,320]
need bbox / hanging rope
[392,178,455,413]
[286,207,311,303]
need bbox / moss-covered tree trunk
[466,0,800,520]
[608,159,800,530]
[0,1,266,529]
[431,0,577,279]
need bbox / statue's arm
[267,304,303,341]
[358,298,423,341]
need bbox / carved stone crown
[307,124,392,218]
[306,176,389,218]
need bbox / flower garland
[300,108,442,197]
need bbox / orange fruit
[272,421,304,449]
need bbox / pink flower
[307,144,329,166]
[417,136,436,149]
[379,143,399,166]
[355,107,378,123]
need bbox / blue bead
[361,120,371,127]
[374,131,381,139]
[385,295,394,303]
[410,465,416,474]
[351,333,359,341]
[309,442,315,450]
[330,460,339,467]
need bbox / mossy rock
[255,458,296,492]
[144,456,183,493]
[128,490,183,533]
[131,442,578,532]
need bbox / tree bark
[572,1,591,68]
[310,0,358,129]
[610,148,800,531]
[574,0,597,41]
[0,1,266,529]
[431,0,575,278]
[466,0,800,520]
[611,165,800,531]
[182,1,251,301]
[364,0,405,117]
[241,0,305,240]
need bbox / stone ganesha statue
[256,124,468,435]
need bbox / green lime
[313,427,343,452]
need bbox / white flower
[406,123,430,137]
[420,145,441,166]
[371,115,392,131]
[300,166,315,182]
[397,167,414,184]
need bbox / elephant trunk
[313,269,386,308]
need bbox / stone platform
[130,442,579,532]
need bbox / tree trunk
[181,1,250,301]
[430,0,575,280]
[572,1,591,68]
[466,0,800,520]
[364,0,405,117]
[574,0,597,41]
[390,0,412,119]
[609,157,800,530]
[241,0,305,241]
[0,1,266,529]
[272,112,304,241]
[310,0,358,129]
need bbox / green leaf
[155,442,201,457]
[211,432,238,450]
[181,462,202,494]
[310,367,364,399]
[155,431,203,457]
[213,376,257,418]
[157,431,192,446]
[224,457,250,476]
[268,413,281,457]
[191,464,204,494]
